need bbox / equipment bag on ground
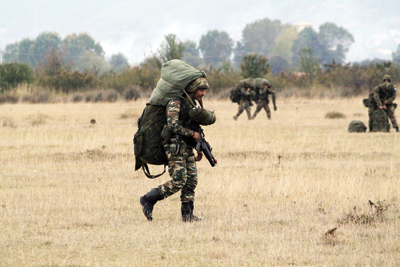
[348,120,367,133]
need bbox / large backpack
[371,109,390,132]
[229,87,241,103]
[133,60,205,178]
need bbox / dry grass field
[1,97,399,266]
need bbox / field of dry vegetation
[1,97,399,266]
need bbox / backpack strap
[142,163,167,179]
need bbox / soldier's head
[383,74,391,83]
[185,77,209,101]
[263,80,272,89]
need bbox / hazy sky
[1,0,400,65]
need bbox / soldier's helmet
[383,74,391,82]
[185,77,209,93]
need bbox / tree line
[1,17,400,98]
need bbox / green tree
[143,34,185,69]
[0,62,34,92]
[233,41,247,66]
[3,32,61,68]
[318,22,354,64]
[241,18,286,57]
[269,56,289,75]
[32,32,61,67]
[181,40,204,67]
[3,43,19,63]
[199,30,233,67]
[61,33,104,69]
[158,34,185,63]
[297,48,320,79]
[393,44,400,65]
[109,53,129,73]
[292,27,325,67]
[240,54,269,78]
[75,50,109,75]
[270,27,297,65]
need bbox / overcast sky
[1,0,400,65]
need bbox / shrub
[0,63,34,92]
[105,89,118,102]
[21,92,50,104]
[124,86,140,101]
[0,93,19,104]
[72,93,83,102]
[325,111,346,119]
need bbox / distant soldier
[233,78,255,120]
[251,79,277,120]
[368,74,398,132]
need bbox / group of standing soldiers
[232,78,277,120]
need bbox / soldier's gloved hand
[274,106,277,111]
[195,151,203,162]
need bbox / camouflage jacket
[166,97,195,145]
[373,82,396,106]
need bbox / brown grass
[0,98,399,266]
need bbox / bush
[124,86,140,101]
[72,93,83,102]
[105,89,118,102]
[94,92,103,102]
[325,111,346,119]
[0,63,34,92]
[0,93,19,104]
[21,92,50,104]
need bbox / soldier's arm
[386,86,396,104]
[240,88,250,96]
[373,87,383,107]
[166,99,194,137]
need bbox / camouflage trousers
[235,99,251,120]
[386,105,398,128]
[252,100,271,119]
[157,143,198,203]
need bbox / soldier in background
[233,78,255,120]
[251,79,277,120]
[368,74,398,132]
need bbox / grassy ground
[0,98,399,266]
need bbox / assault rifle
[194,126,217,167]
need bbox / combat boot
[233,115,238,121]
[181,201,202,223]
[140,188,162,221]
[396,126,399,132]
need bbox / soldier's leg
[264,103,271,119]
[140,143,187,221]
[245,101,252,120]
[386,105,399,130]
[234,101,245,120]
[252,101,262,119]
[158,144,188,198]
[180,150,201,222]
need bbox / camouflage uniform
[233,78,255,120]
[158,98,198,202]
[368,75,398,131]
[140,77,209,222]
[252,86,276,119]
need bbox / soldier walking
[252,79,277,120]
